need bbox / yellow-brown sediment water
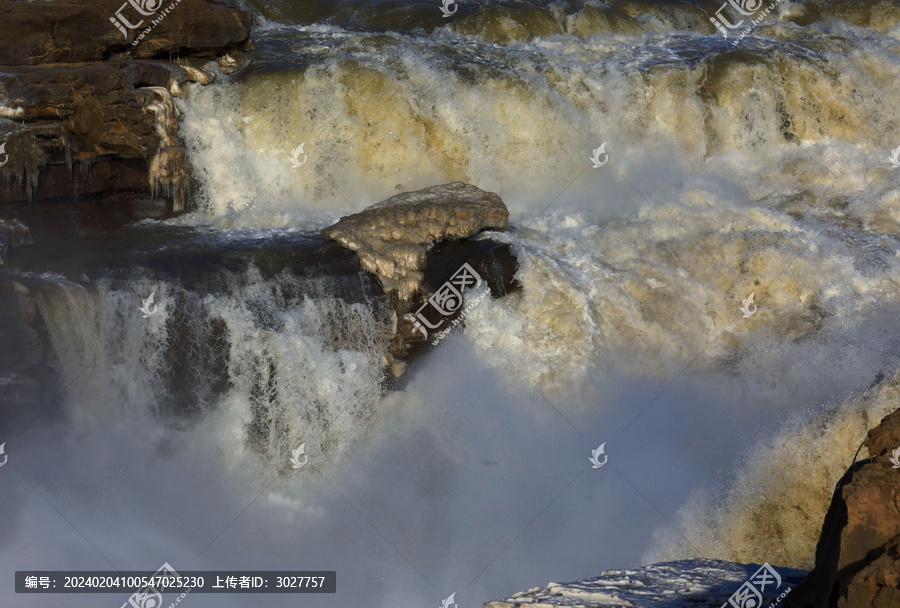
[167,0,900,579]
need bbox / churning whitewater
[173,3,900,569]
[3,1,900,607]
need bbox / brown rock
[785,408,900,608]
[0,1,250,211]
[0,60,212,208]
[323,183,514,375]
[0,0,252,66]
[388,237,519,381]
[843,535,900,608]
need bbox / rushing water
[3,1,900,606]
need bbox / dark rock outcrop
[785,408,900,608]
[0,0,252,66]
[0,0,252,214]
[0,62,204,210]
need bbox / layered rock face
[0,0,251,214]
[785,408,900,608]
[0,0,252,65]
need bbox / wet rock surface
[0,0,251,212]
[324,182,510,301]
[785,408,900,608]
[0,0,252,65]
[0,62,201,209]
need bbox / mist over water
[4,0,900,606]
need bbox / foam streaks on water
[173,0,900,571]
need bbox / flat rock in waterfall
[0,0,252,65]
[323,182,509,301]
[485,559,807,608]
[0,0,249,211]
[0,62,213,208]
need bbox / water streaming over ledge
[6,229,391,470]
